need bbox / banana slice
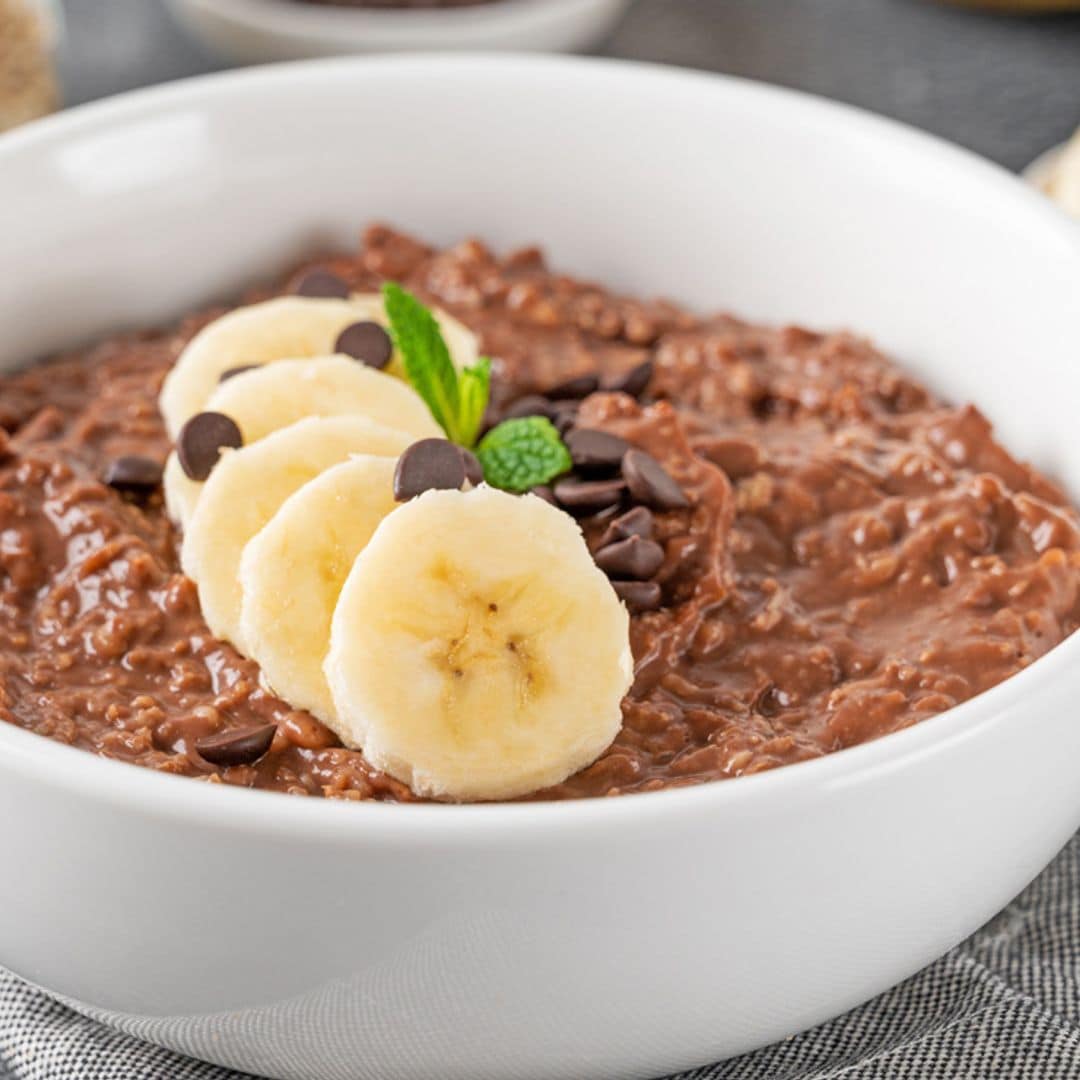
[163,355,439,527]
[324,487,633,801]
[163,455,201,528]
[238,455,399,725]
[160,295,478,438]
[182,415,413,651]
[206,356,441,444]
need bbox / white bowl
[167,0,631,61]
[1,56,1080,1080]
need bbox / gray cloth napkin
[2,832,1078,1080]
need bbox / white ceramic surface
[167,0,630,61]
[1,56,1080,1080]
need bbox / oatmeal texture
[1,225,1077,801]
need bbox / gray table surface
[56,0,1080,171]
[8,3,1077,1080]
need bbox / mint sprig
[383,281,493,448]
[383,282,464,441]
[383,282,573,492]
[455,357,492,450]
[476,417,572,493]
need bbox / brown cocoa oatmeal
[2,225,1079,802]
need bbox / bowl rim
[167,0,629,45]
[2,52,1079,839]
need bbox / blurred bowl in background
[942,0,1080,10]
[166,0,631,60]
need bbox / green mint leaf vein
[382,282,461,441]
[476,417,572,493]
[456,357,491,449]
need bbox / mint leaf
[381,285,571,489]
[477,417,572,493]
[381,282,495,448]
[456,357,491,449]
[382,282,460,439]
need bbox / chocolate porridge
[1,225,1077,801]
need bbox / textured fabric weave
[1,832,1078,1080]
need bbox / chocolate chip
[550,401,579,436]
[605,358,654,399]
[594,535,665,580]
[335,321,393,369]
[530,484,558,505]
[104,455,163,494]
[599,506,654,547]
[751,393,785,420]
[754,684,791,717]
[293,268,350,299]
[565,428,631,471]
[176,412,243,482]
[195,723,277,767]
[611,580,663,613]
[621,449,690,511]
[547,373,599,400]
[552,476,626,513]
[219,364,259,383]
[502,395,555,422]
[394,438,466,501]
[460,447,484,487]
